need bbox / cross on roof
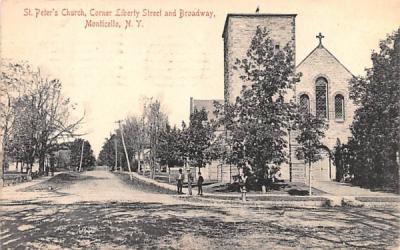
[316,32,324,47]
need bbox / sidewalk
[126,171,398,197]
[313,181,398,197]
[118,171,400,207]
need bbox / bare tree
[143,98,167,179]
[1,61,84,175]
[1,62,36,176]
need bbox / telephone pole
[114,136,118,171]
[116,120,132,179]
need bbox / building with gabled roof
[289,34,355,183]
[191,13,356,184]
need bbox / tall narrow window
[315,77,328,118]
[335,94,345,120]
[299,94,310,114]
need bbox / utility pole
[116,120,132,179]
[78,140,85,172]
[114,136,118,171]
[138,116,144,175]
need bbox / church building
[191,13,355,183]
[290,32,355,182]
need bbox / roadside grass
[18,172,103,192]
[204,181,327,196]
[116,171,327,197]
[115,172,177,195]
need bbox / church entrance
[311,147,335,181]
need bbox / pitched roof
[296,44,354,77]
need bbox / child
[197,172,204,195]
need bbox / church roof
[222,13,297,38]
[297,44,354,77]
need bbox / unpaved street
[1,169,399,249]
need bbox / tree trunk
[0,136,3,186]
[27,164,32,181]
[137,151,141,174]
[1,130,8,176]
[39,152,46,174]
[308,159,312,196]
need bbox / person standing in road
[239,173,248,202]
[187,169,194,195]
[197,171,204,195]
[176,169,184,194]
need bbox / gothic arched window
[315,77,328,118]
[335,94,345,120]
[299,94,310,114]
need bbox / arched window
[315,77,328,118]
[299,94,310,114]
[335,94,345,120]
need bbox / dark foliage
[344,28,400,192]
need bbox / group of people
[176,168,204,195]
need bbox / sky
[1,0,399,155]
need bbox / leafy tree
[69,138,95,171]
[6,96,37,170]
[177,121,189,163]
[295,110,327,195]
[333,139,354,182]
[295,112,327,164]
[98,132,133,172]
[158,123,182,167]
[123,116,141,169]
[158,123,183,182]
[213,102,235,167]
[347,28,400,191]
[1,62,83,175]
[98,98,168,177]
[1,62,36,174]
[98,134,117,169]
[143,99,168,178]
[183,109,215,173]
[217,26,300,181]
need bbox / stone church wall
[223,14,296,103]
[296,47,356,149]
[220,13,357,183]
[285,47,356,183]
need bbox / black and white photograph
[1,0,399,249]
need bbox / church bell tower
[222,13,297,103]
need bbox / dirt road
[1,169,399,249]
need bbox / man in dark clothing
[176,169,184,194]
[197,172,204,195]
